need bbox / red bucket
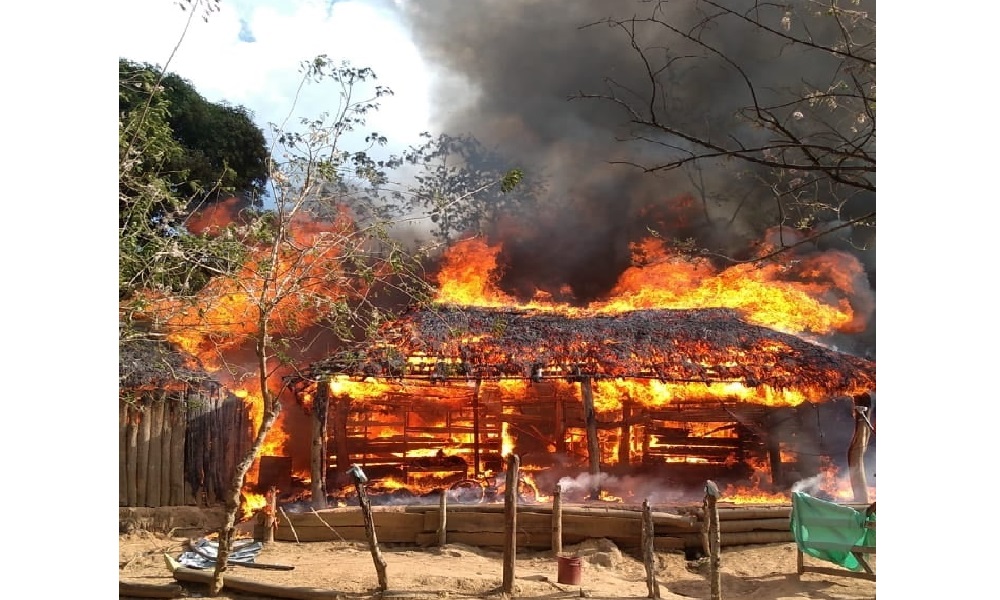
[557,555,582,585]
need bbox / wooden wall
[120,387,253,507]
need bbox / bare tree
[576,0,875,259]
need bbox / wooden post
[350,465,388,592]
[579,378,602,499]
[551,484,562,556]
[438,488,448,547]
[502,453,520,595]
[642,499,660,599]
[554,397,566,454]
[704,480,722,600]
[848,393,873,503]
[146,396,164,507]
[160,396,173,506]
[170,396,187,506]
[137,399,151,507]
[262,487,277,545]
[472,379,482,476]
[120,400,129,506]
[332,397,351,481]
[766,432,783,489]
[311,381,330,509]
[619,401,632,466]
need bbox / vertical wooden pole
[619,400,632,466]
[642,499,660,599]
[502,453,520,594]
[332,397,351,482]
[551,484,562,556]
[705,481,722,600]
[120,400,129,506]
[351,466,388,592]
[438,489,448,547]
[472,379,482,477]
[848,393,873,503]
[126,402,139,506]
[146,395,164,507]
[160,395,173,506]
[170,396,187,506]
[137,399,151,507]
[554,397,566,454]
[311,381,330,509]
[766,427,783,489]
[579,378,602,499]
[262,487,277,544]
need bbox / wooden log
[311,381,329,509]
[169,397,186,506]
[271,525,423,544]
[705,481,721,600]
[171,566,341,600]
[414,530,550,550]
[137,400,151,506]
[351,466,388,592]
[119,580,185,598]
[120,401,129,506]
[160,396,173,506]
[502,453,520,594]
[580,378,602,498]
[642,500,660,598]
[551,484,562,556]
[652,536,687,551]
[848,394,873,503]
[438,489,448,546]
[421,510,550,534]
[146,396,164,507]
[126,403,139,506]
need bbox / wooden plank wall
[120,388,253,507]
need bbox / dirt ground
[119,530,876,600]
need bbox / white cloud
[117,0,432,154]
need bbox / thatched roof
[119,337,214,391]
[308,305,875,396]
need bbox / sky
[116,0,433,157]
[2,1,999,596]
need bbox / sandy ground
[119,530,875,600]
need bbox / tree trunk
[311,381,329,509]
[705,481,721,600]
[209,395,281,596]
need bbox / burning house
[271,236,876,508]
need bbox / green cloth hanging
[789,491,875,571]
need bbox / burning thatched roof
[309,305,875,396]
[119,337,215,391]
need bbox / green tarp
[789,491,876,571]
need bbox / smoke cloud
[393,0,876,352]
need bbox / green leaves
[500,168,524,194]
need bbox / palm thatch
[309,304,874,396]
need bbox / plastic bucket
[557,555,582,585]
